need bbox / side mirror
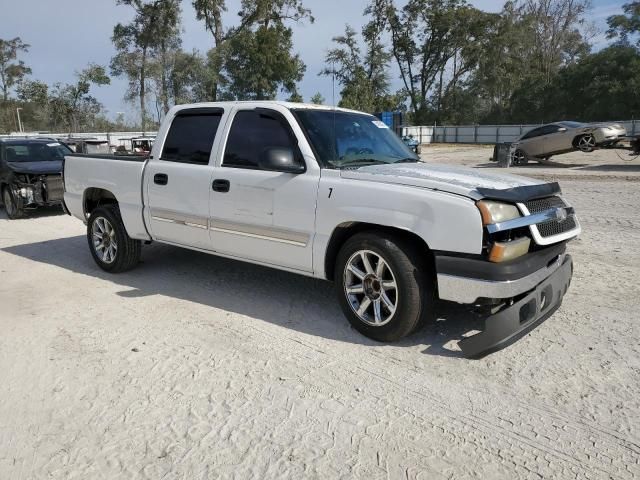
[259,147,305,174]
[558,127,567,132]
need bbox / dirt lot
[1,147,639,479]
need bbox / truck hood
[6,161,62,175]
[340,163,544,200]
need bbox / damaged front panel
[12,174,64,206]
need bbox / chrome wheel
[344,249,398,326]
[92,216,118,264]
[577,134,596,152]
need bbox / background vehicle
[116,136,154,155]
[63,101,580,358]
[61,138,111,155]
[511,121,627,164]
[402,134,421,154]
[0,137,69,219]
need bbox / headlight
[476,200,521,225]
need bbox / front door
[145,108,224,250]
[209,107,320,272]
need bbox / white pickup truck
[63,101,580,358]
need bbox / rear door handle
[212,179,230,193]
[154,173,168,186]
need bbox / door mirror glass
[259,147,305,174]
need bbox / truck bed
[63,154,150,240]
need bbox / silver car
[512,121,627,164]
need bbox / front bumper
[436,243,567,304]
[458,254,573,358]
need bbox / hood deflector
[476,182,561,203]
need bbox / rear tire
[87,205,141,272]
[512,149,528,166]
[335,231,435,342]
[2,185,24,219]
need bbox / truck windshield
[4,142,72,162]
[293,109,418,168]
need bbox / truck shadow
[2,236,484,359]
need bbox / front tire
[2,185,24,219]
[335,232,435,342]
[87,205,141,272]
[575,134,596,152]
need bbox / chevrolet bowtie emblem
[555,207,568,222]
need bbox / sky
[0,0,626,122]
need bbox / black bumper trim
[459,254,573,359]
[435,243,566,282]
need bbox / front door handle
[154,173,168,186]
[212,179,230,193]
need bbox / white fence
[2,131,158,147]
[402,120,638,145]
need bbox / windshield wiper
[338,158,389,168]
[392,157,419,163]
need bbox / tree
[111,0,179,130]
[462,4,528,122]
[321,23,401,113]
[516,0,591,85]
[193,0,313,100]
[0,37,31,101]
[150,0,182,115]
[49,64,110,132]
[310,92,325,104]
[547,45,640,121]
[370,0,488,123]
[169,50,209,104]
[607,2,640,48]
[287,91,304,102]
[192,0,227,100]
[224,23,306,100]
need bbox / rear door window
[161,109,223,165]
[522,127,544,140]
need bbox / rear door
[518,127,546,156]
[144,107,224,250]
[537,124,568,155]
[208,107,320,272]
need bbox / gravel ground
[1,148,639,479]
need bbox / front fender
[313,176,483,278]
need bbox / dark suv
[0,137,72,219]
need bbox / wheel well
[83,188,118,219]
[324,222,433,281]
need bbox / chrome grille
[524,196,565,214]
[537,216,577,238]
[524,196,578,239]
